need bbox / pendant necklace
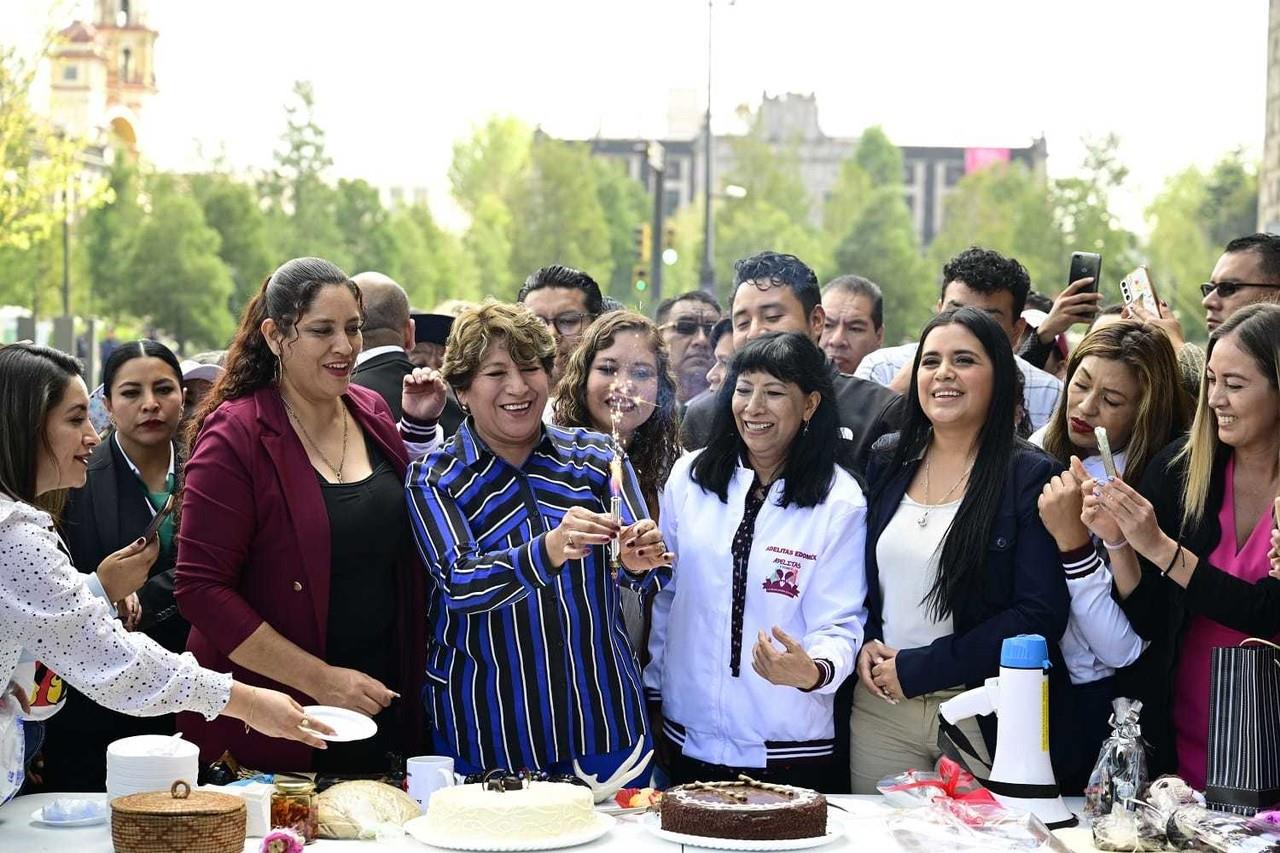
[917,453,974,528]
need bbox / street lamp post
[699,0,716,295]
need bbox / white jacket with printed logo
[645,450,868,769]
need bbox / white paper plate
[31,803,109,827]
[300,705,377,742]
[642,813,843,851]
[404,811,614,851]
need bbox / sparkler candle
[607,380,627,568]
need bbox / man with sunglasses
[1201,233,1280,333]
[656,291,722,404]
[679,251,900,476]
[517,264,604,387]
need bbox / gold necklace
[281,395,349,483]
[917,453,973,528]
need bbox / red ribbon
[882,757,998,806]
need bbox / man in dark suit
[352,272,463,436]
[680,251,900,477]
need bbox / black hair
[874,307,1020,621]
[708,317,733,351]
[1023,290,1054,314]
[188,256,360,446]
[516,264,605,316]
[103,340,184,398]
[733,251,822,317]
[656,290,722,325]
[940,246,1032,319]
[1223,233,1280,281]
[822,274,884,329]
[0,343,83,504]
[691,332,839,508]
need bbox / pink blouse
[1172,456,1279,789]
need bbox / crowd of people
[2,232,1279,800]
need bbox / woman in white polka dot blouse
[0,344,332,785]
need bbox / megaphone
[938,634,1075,828]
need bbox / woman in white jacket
[645,333,867,789]
[0,343,329,799]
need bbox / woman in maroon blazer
[175,257,446,773]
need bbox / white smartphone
[1094,426,1118,480]
[1119,266,1161,317]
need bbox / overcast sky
[5,1,1270,232]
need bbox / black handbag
[1205,638,1280,815]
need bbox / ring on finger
[567,533,576,550]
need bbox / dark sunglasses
[1200,281,1280,299]
[662,319,717,337]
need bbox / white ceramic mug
[407,755,457,811]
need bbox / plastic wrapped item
[1166,804,1280,852]
[0,693,24,806]
[885,799,1072,852]
[1091,802,1166,851]
[1085,698,1149,819]
[877,757,998,808]
[1146,776,1201,824]
[260,827,304,853]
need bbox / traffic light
[663,224,676,250]
[632,265,648,292]
[633,223,652,264]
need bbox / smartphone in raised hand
[1120,266,1161,317]
[1068,252,1102,294]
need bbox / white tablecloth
[0,792,1091,852]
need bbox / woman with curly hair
[175,256,448,773]
[552,310,681,520]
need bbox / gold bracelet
[243,686,257,734]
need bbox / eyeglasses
[661,319,718,337]
[535,311,592,335]
[1199,281,1280,299]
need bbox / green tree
[1050,134,1139,288]
[926,162,1063,293]
[119,177,235,351]
[508,140,613,286]
[854,126,904,189]
[714,198,830,306]
[81,153,145,315]
[592,157,651,304]
[448,117,532,214]
[262,81,345,268]
[335,178,399,274]
[463,194,516,296]
[835,186,931,344]
[1200,150,1258,249]
[823,158,872,244]
[1145,167,1215,336]
[189,172,275,312]
[386,204,482,306]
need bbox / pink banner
[964,148,1011,174]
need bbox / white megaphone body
[938,634,1075,828]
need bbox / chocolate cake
[660,776,827,840]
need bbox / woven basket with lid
[111,780,246,853]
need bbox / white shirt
[855,342,1062,432]
[0,494,231,730]
[877,495,958,650]
[645,452,868,768]
[1026,431,1146,684]
[355,345,406,367]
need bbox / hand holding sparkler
[547,507,619,567]
[617,518,674,574]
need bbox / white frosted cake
[423,781,596,842]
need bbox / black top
[313,432,407,774]
[351,348,464,437]
[679,370,902,478]
[862,434,1069,755]
[1116,436,1280,775]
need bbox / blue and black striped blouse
[406,421,668,772]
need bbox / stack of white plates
[106,734,200,799]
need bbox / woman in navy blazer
[175,258,446,773]
[849,307,1068,792]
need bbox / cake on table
[660,776,828,840]
[423,776,597,843]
